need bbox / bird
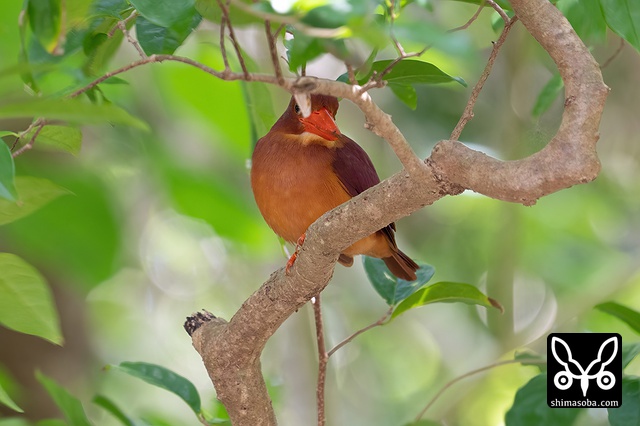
[250,94,418,281]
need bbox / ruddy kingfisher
[251,94,418,281]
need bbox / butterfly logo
[551,336,618,397]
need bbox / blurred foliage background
[0,0,639,425]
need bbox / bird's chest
[251,144,349,242]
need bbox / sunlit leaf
[532,73,564,118]
[110,362,201,414]
[0,383,23,413]
[36,372,91,426]
[0,98,148,130]
[129,0,196,27]
[608,376,640,426]
[515,349,547,372]
[27,0,62,54]
[0,253,62,345]
[36,421,66,426]
[363,257,435,306]
[401,420,441,426]
[622,342,640,369]
[0,176,71,226]
[136,10,202,55]
[505,374,583,426]
[372,60,466,86]
[195,0,265,26]
[0,419,31,426]
[93,395,137,426]
[0,142,17,202]
[600,0,640,52]
[391,282,503,319]
[596,302,640,334]
[21,125,82,156]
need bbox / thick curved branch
[431,0,609,205]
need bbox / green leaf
[0,253,63,345]
[392,282,503,319]
[596,302,640,334]
[600,0,640,52]
[515,349,547,372]
[129,0,196,27]
[0,131,19,138]
[0,383,23,413]
[0,419,31,426]
[0,176,71,226]
[388,83,418,109]
[370,60,467,86]
[28,0,62,53]
[363,257,435,306]
[0,98,148,130]
[110,362,201,414]
[91,0,131,19]
[195,0,264,26]
[21,125,82,156]
[622,342,640,369]
[136,10,202,55]
[505,373,583,426]
[402,421,441,426]
[608,376,640,426]
[93,395,136,426]
[284,32,325,71]
[36,421,67,426]
[36,372,91,426]
[532,73,564,118]
[0,142,17,202]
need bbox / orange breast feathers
[250,94,419,281]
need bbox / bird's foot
[285,233,306,275]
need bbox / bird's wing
[332,136,398,238]
[332,135,381,197]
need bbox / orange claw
[285,233,306,275]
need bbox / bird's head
[276,94,341,142]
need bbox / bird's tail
[383,250,419,281]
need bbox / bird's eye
[294,104,301,115]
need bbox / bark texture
[188,0,609,424]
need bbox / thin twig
[217,0,249,79]
[118,20,146,58]
[228,0,344,38]
[449,0,486,32]
[414,358,547,422]
[107,10,138,37]
[327,307,393,357]
[312,296,328,426]
[487,0,510,23]
[12,119,46,158]
[346,63,357,85]
[219,16,230,71]
[265,21,284,85]
[450,17,518,140]
[601,37,625,69]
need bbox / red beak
[300,107,340,141]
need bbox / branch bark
[187,0,609,424]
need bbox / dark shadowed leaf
[505,374,582,426]
[363,256,435,306]
[622,342,640,369]
[0,176,71,226]
[136,10,202,55]
[129,0,195,27]
[0,253,63,345]
[608,376,640,426]
[0,142,17,201]
[0,383,22,413]
[110,362,201,414]
[36,372,92,426]
[600,0,640,52]
[392,282,502,319]
[596,302,640,334]
[91,0,131,19]
[532,73,564,118]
